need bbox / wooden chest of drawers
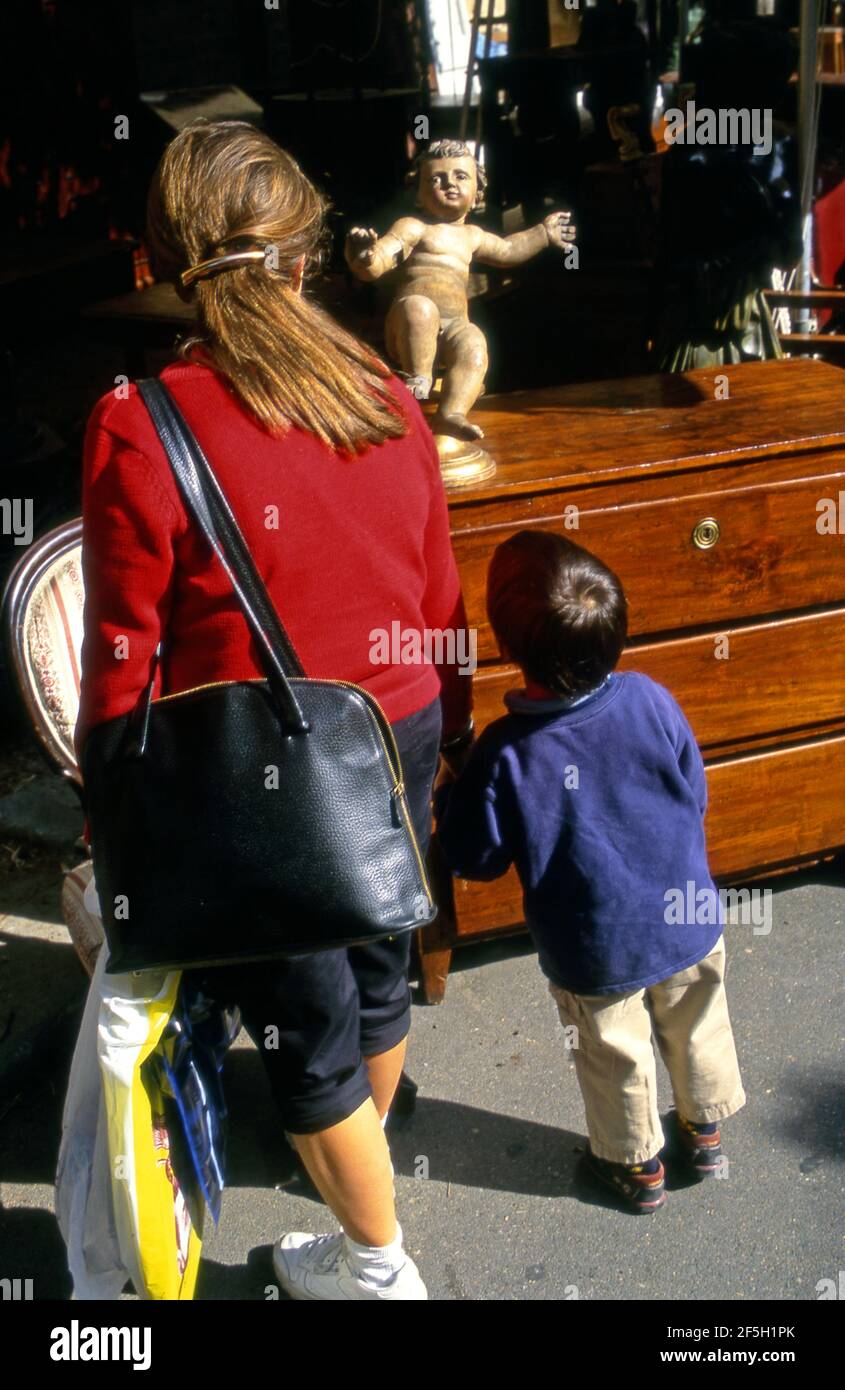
[417,358,845,1002]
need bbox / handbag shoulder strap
[136,377,309,731]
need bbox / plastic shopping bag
[97,965,203,1301]
[55,946,128,1301]
[58,872,238,1300]
[146,978,240,1227]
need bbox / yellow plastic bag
[98,967,202,1300]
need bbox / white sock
[344,1223,406,1285]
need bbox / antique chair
[2,518,104,976]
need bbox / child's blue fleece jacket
[434,671,723,995]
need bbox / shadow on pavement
[0,1206,73,1299]
[389,1096,583,1198]
[195,1243,292,1301]
[774,1067,845,1166]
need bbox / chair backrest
[2,518,84,784]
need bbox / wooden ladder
[459,0,509,145]
[764,287,845,367]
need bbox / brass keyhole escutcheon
[692,517,721,550]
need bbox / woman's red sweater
[74,361,472,764]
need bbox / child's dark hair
[487,531,628,699]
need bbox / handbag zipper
[154,676,265,702]
[150,674,434,907]
[332,680,434,909]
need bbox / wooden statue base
[434,433,497,489]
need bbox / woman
[74,118,473,1301]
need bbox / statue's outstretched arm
[474,212,576,268]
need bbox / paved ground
[0,846,87,1114]
[0,862,842,1303]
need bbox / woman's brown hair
[146,118,407,452]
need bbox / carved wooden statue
[344,140,577,445]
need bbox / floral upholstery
[21,546,85,774]
[9,532,104,974]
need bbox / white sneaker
[272,1231,428,1301]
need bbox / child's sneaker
[584,1146,667,1213]
[676,1114,724,1176]
[272,1231,428,1300]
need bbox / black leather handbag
[81,378,437,973]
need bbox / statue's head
[406,139,487,221]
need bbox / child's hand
[434,756,456,792]
[437,737,476,783]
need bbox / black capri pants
[194,696,443,1134]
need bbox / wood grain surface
[430,358,845,503]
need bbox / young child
[435,530,745,1212]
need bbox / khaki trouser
[549,937,746,1166]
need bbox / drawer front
[453,477,845,662]
[707,735,845,878]
[449,865,525,941]
[443,735,845,942]
[470,608,845,753]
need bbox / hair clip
[180,249,267,287]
